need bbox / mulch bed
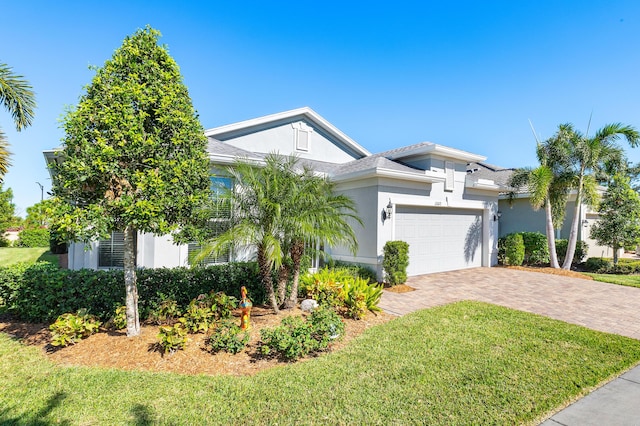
[0,307,394,376]
[503,265,593,280]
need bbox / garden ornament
[239,286,252,330]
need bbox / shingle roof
[331,155,422,177]
[466,162,514,188]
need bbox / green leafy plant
[156,323,188,354]
[259,307,344,360]
[179,299,214,334]
[503,233,525,266]
[383,240,409,286]
[326,260,378,283]
[15,227,50,248]
[147,298,181,325]
[208,321,250,354]
[105,305,127,330]
[299,267,350,309]
[520,232,550,265]
[49,309,102,347]
[555,239,588,265]
[585,257,613,273]
[342,277,383,319]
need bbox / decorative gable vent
[445,161,455,191]
[292,122,313,152]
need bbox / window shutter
[445,161,455,191]
[98,231,125,268]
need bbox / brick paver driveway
[380,267,640,340]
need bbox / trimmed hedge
[503,233,525,266]
[555,239,588,265]
[0,262,263,322]
[15,228,50,248]
[382,241,409,286]
[584,257,640,274]
[520,232,550,265]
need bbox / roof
[466,162,514,189]
[204,107,371,158]
[380,142,487,163]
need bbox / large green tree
[0,186,20,244]
[50,27,210,337]
[0,63,36,181]
[560,123,639,269]
[195,153,361,313]
[590,174,640,265]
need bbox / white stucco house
[44,107,503,279]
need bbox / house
[467,162,616,259]
[44,107,502,278]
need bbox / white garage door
[395,206,483,276]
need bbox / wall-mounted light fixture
[493,211,502,222]
[384,199,393,221]
[582,219,589,227]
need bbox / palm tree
[0,63,36,181]
[195,153,361,313]
[508,134,572,268]
[280,169,361,309]
[561,122,639,269]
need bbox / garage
[395,206,483,276]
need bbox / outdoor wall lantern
[582,219,589,227]
[493,211,502,222]
[384,199,393,221]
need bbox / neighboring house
[44,107,502,278]
[468,162,616,259]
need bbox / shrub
[555,239,589,265]
[156,323,188,354]
[105,305,127,330]
[342,277,383,320]
[299,267,350,309]
[180,298,215,334]
[0,262,261,323]
[520,232,549,265]
[326,260,378,283]
[147,299,181,325]
[15,227,50,247]
[49,309,102,347]
[584,257,613,273]
[208,321,250,354]
[383,240,409,286]
[259,307,344,360]
[503,233,525,266]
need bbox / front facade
[45,107,502,278]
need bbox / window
[98,231,126,268]
[189,176,233,266]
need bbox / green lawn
[0,247,58,267]
[2,301,640,425]
[583,273,640,288]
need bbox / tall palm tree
[508,134,572,268]
[280,168,361,309]
[0,63,36,181]
[195,153,361,313]
[561,122,639,269]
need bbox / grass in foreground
[583,272,640,288]
[0,247,58,267]
[2,301,640,425]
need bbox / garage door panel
[395,206,482,275]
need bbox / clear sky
[2,1,640,216]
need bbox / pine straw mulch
[503,265,593,280]
[384,283,416,293]
[0,307,394,377]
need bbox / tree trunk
[545,199,560,269]
[276,264,288,306]
[283,240,304,309]
[613,242,619,266]
[562,172,584,270]
[258,245,279,314]
[124,226,140,337]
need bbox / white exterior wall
[220,120,358,163]
[334,161,499,280]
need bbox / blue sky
[2,1,640,215]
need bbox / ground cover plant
[2,301,640,425]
